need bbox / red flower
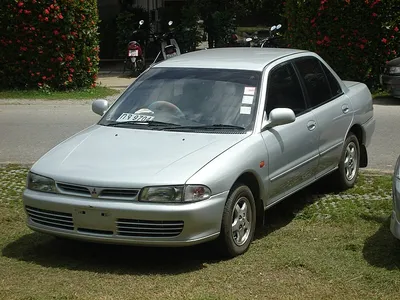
[42,76,47,80]
[359,44,365,50]
[53,30,59,35]
[395,27,399,32]
[372,13,377,17]
[17,2,24,7]
[58,13,63,19]
[310,18,316,23]
[381,38,387,44]
[44,17,49,22]
[44,9,50,14]
[20,46,27,51]
[69,68,75,73]
[32,0,36,3]
[316,40,323,45]
[50,4,54,9]
[24,10,31,14]
[57,57,63,62]
[323,36,331,43]
[19,9,23,14]
[38,83,43,86]
[61,35,67,40]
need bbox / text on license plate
[129,50,139,56]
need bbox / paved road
[0,97,399,171]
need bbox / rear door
[294,57,353,178]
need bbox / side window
[266,63,307,117]
[321,63,343,98]
[295,57,332,108]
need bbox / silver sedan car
[23,48,375,257]
[391,156,400,239]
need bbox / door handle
[342,104,350,114]
[307,120,316,131]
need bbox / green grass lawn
[0,165,398,300]
[0,86,119,100]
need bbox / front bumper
[390,176,400,240]
[22,189,228,246]
[380,74,400,98]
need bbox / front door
[261,61,320,205]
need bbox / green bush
[284,0,400,90]
[0,0,100,90]
[115,8,149,58]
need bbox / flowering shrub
[284,0,400,89]
[0,0,99,90]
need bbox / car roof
[154,48,310,72]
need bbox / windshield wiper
[165,124,246,131]
[106,120,181,128]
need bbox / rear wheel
[334,133,360,190]
[217,184,256,258]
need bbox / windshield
[99,67,261,132]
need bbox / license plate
[128,50,138,57]
[73,208,114,232]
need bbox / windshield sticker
[240,106,251,115]
[116,113,155,122]
[244,86,256,96]
[134,108,154,115]
[242,95,254,105]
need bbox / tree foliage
[0,0,100,90]
[284,0,400,89]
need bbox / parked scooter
[245,24,282,48]
[124,20,147,74]
[151,21,181,64]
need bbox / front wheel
[334,133,360,190]
[217,184,256,258]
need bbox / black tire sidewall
[219,184,256,257]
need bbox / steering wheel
[148,101,185,118]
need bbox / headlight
[388,66,400,74]
[27,172,56,193]
[139,185,211,203]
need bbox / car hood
[31,125,250,187]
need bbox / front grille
[57,183,90,196]
[116,219,184,237]
[57,183,139,200]
[99,189,139,199]
[26,206,74,231]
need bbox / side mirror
[168,20,173,26]
[245,37,253,42]
[262,108,295,130]
[92,99,109,116]
[139,20,144,26]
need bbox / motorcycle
[151,21,181,64]
[245,24,283,48]
[124,19,147,74]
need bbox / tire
[334,133,360,190]
[217,184,257,258]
